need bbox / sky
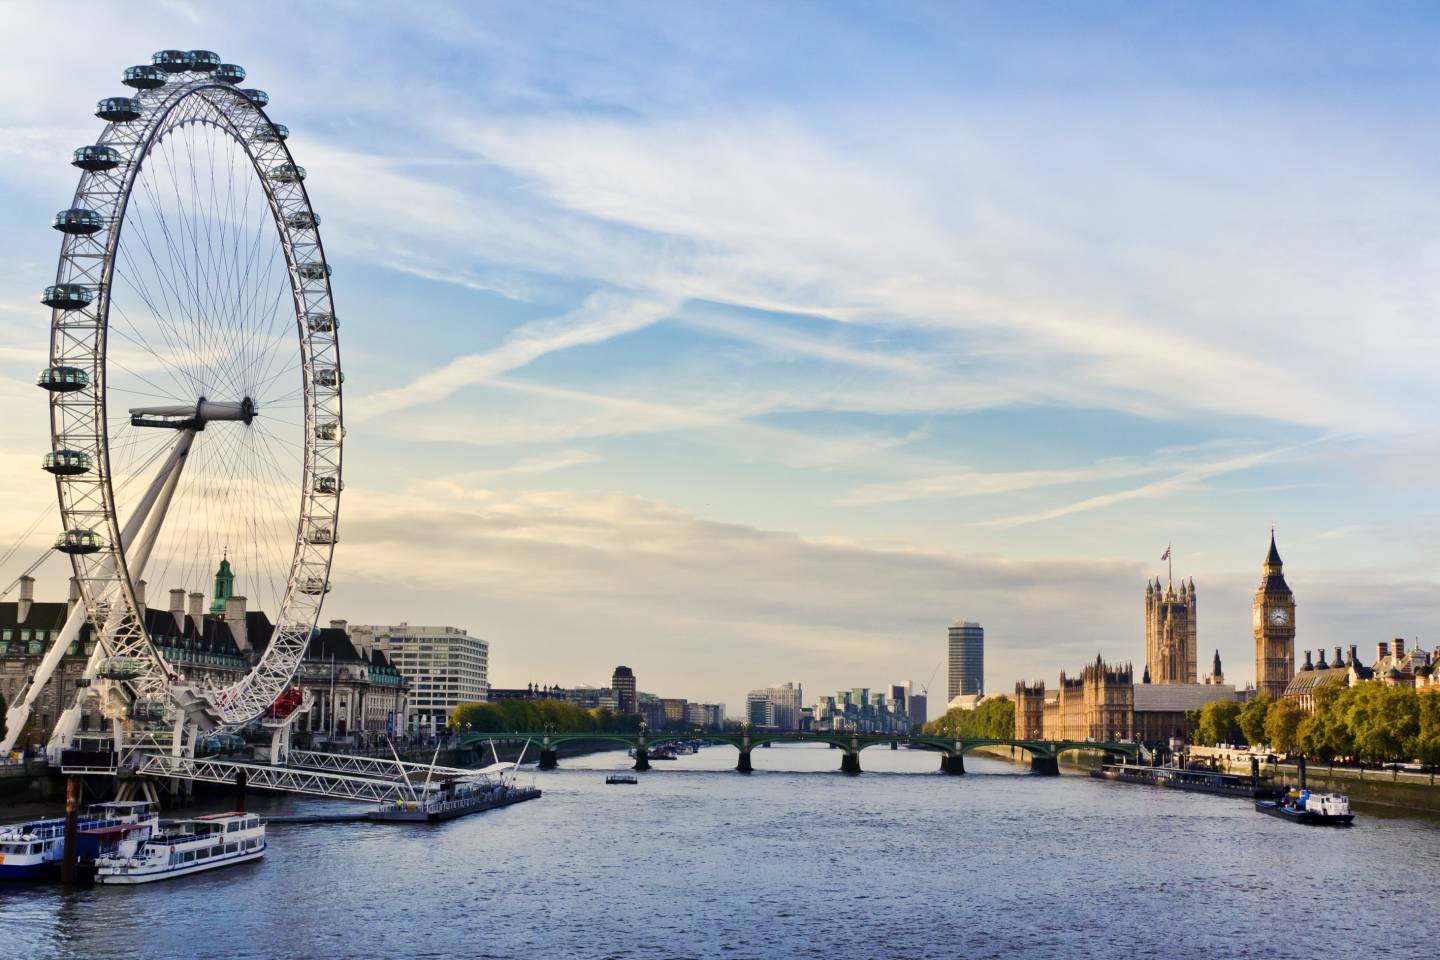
[1,1,1439,714]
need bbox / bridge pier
[840,751,862,775]
[736,750,752,774]
[940,753,966,775]
[1030,756,1060,775]
[538,748,558,770]
[235,767,247,813]
[633,748,651,772]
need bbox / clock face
[1268,607,1290,627]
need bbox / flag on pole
[1160,545,1170,561]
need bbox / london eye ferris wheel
[39,49,344,734]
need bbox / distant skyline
[1,3,1438,712]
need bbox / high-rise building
[947,621,984,699]
[1144,577,1197,683]
[611,665,637,714]
[347,622,489,734]
[1254,532,1296,699]
[745,682,802,730]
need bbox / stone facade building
[1016,656,1134,741]
[3,563,407,749]
[1145,577,1197,684]
[1254,533,1297,699]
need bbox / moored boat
[1255,789,1354,826]
[0,801,158,881]
[94,812,265,884]
[605,773,638,785]
[1091,762,1284,800]
[369,777,541,822]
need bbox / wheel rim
[46,52,343,730]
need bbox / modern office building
[347,622,488,734]
[947,620,984,699]
[746,682,802,730]
[612,665,638,714]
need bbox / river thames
[2,745,1438,960]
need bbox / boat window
[226,842,238,854]
[182,851,195,862]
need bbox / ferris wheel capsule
[53,208,106,235]
[123,65,168,89]
[42,285,95,310]
[269,163,306,183]
[42,449,93,476]
[36,366,90,391]
[55,529,103,555]
[253,122,288,142]
[239,88,269,107]
[297,261,330,280]
[72,145,123,171]
[152,50,194,72]
[188,50,222,72]
[96,97,143,122]
[305,313,337,332]
[214,63,246,85]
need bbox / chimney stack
[330,619,348,633]
[169,588,187,632]
[1394,638,1406,658]
[188,591,204,618]
[224,595,250,653]
[17,575,34,623]
[1377,641,1390,662]
[1302,650,1314,670]
[1333,647,1342,669]
[1348,644,1358,667]
[1316,649,1328,669]
[135,578,147,613]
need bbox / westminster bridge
[458,729,1142,775]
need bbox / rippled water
[2,744,1437,960]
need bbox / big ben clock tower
[1253,531,1296,699]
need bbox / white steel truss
[136,754,414,804]
[286,750,479,780]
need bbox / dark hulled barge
[1091,763,1284,800]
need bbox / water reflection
[3,743,1438,959]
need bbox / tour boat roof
[80,823,140,837]
[192,811,250,821]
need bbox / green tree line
[921,696,1015,739]
[1194,683,1440,764]
[449,698,642,735]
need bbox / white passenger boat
[0,801,158,881]
[94,812,265,884]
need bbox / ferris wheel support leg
[31,432,196,759]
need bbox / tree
[923,696,1014,739]
[1416,690,1440,768]
[1298,683,1351,762]
[1264,698,1304,754]
[1197,700,1242,746]
[1237,695,1273,746]
[1343,682,1419,763]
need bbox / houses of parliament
[1016,534,1297,742]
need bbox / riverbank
[1157,746,1440,816]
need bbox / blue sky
[2,2,1439,711]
